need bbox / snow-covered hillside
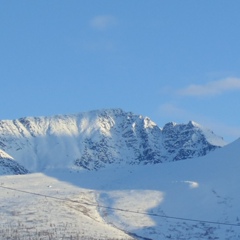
[0,109,225,172]
[0,138,239,239]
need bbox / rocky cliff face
[161,121,225,161]
[0,109,226,172]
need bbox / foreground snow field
[0,173,134,240]
[0,138,240,239]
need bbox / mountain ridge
[0,108,226,173]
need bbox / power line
[1,185,240,227]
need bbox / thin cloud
[159,103,187,117]
[158,103,194,125]
[90,15,117,31]
[178,78,240,96]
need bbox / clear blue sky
[1,0,240,142]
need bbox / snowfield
[1,138,240,239]
[0,173,134,240]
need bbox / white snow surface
[0,138,240,239]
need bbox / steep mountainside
[0,149,29,175]
[0,109,225,172]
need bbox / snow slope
[0,138,239,239]
[49,138,240,239]
[0,173,134,240]
[0,109,226,172]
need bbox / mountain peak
[187,120,200,127]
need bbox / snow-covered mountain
[0,109,238,239]
[0,109,225,172]
[0,149,29,175]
